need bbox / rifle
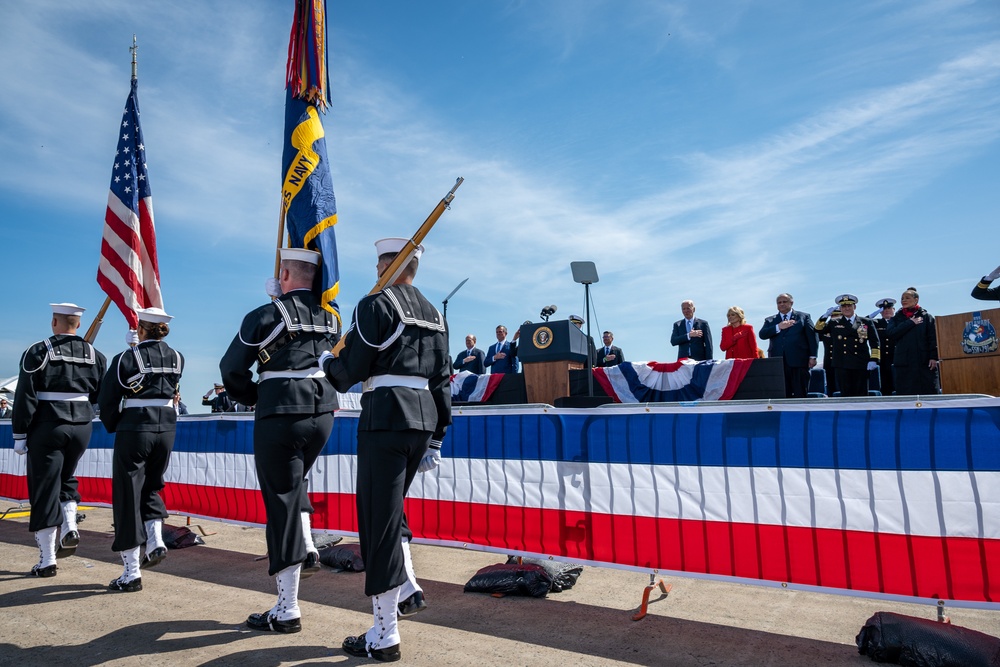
[332,177,463,355]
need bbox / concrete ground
[1,500,998,667]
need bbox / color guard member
[322,238,452,663]
[12,303,106,576]
[98,307,183,592]
[221,248,341,633]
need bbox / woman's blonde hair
[726,306,746,326]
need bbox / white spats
[61,500,78,534]
[399,537,422,600]
[35,526,57,568]
[301,512,317,554]
[144,518,165,552]
[366,584,401,650]
[120,546,141,583]
[273,563,302,621]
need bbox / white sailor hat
[136,306,173,324]
[875,298,897,309]
[50,303,85,316]
[835,294,859,306]
[375,237,424,259]
[279,247,322,265]
[568,314,584,324]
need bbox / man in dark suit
[484,325,519,374]
[670,300,713,361]
[453,334,486,374]
[596,331,625,367]
[758,293,818,398]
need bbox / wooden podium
[935,307,1000,396]
[517,321,590,405]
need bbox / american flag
[97,77,162,329]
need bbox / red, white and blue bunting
[450,370,504,403]
[594,359,753,403]
[3,397,1000,608]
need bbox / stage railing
[2,395,999,609]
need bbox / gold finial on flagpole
[130,34,137,80]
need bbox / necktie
[605,347,610,355]
[687,320,692,333]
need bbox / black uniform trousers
[356,429,430,597]
[893,365,939,396]
[111,429,175,551]
[26,421,91,532]
[835,368,869,398]
[783,362,810,398]
[254,412,333,576]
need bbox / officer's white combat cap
[136,306,173,324]
[279,247,322,265]
[375,237,424,259]
[50,303,85,316]
[835,294,859,306]
[875,298,897,309]
[568,314,585,324]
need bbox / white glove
[14,438,27,455]
[318,351,334,369]
[867,361,878,371]
[986,265,1000,282]
[265,277,282,298]
[417,441,442,473]
[125,329,139,346]
[868,309,881,319]
[822,306,836,319]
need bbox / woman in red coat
[720,306,759,360]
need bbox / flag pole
[84,298,112,343]
[88,35,141,344]
[274,203,287,278]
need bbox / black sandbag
[504,555,583,593]
[318,543,365,572]
[856,611,1000,666]
[464,563,552,598]
[162,524,205,549]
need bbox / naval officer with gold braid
[815,294,881,398]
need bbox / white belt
[258,367,325,382]
[123,398,174,409]
[364,374,430,392]
[37,392,89,402]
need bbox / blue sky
[1,1,998,411]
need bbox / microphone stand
[585,283,594,397]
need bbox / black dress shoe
[342,633,401,662]
[141,547,167,570]
[246,611,301,633]
[108,576,142,592]
[300,550,321,579]
[56,531,79,559]
[398,591,427,617]
[30,563,57,578]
